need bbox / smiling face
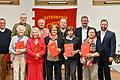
[100,20,108,31]
[51,26,58,36]
[32,29,39,39]
[17,25,26,36]
[38,19,45,29]
[20,14,27,24]
[67,30,74,37]
[60,18,67,29]
[88,29,96,39]
[0,19,6,29]
[81,16,89,28]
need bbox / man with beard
[75,16,93,80]
[97,19,116,80]
[11,13,31,37]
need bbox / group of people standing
[0,13,116,80]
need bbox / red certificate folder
[64,43,73,57]
[15,41,25,49]
[31,43,42,54]
[48,41,58,57]
[81,42,90,57]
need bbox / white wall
[0,0,120,51]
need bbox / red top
[26,38,46,64]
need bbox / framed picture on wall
[93,0,120,6]
[0,0,20,5]
[35,0,77,6]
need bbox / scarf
[83,37,97,67]
[49,34,58,41]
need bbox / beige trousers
[83,64,98,80]
[13,55,26,80]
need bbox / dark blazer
[58,29,67,41]
[97,30,116,64]
[75,27,93,48]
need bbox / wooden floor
[3,68,120,80]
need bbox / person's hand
[16,49,21,55]
[109,57,113,62]
[79,51,81,56]
[57,48,61,53]
[35,53,41,58]
[73,50,79,55]
[86,53,94,57]
[63,52,74,57]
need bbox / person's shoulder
[23,36,29,39]
[27,38,33,42]
[74,36,80,40]
[5,28,11,32]
[75,27,82,33]
[76,27,82,30]
[26,23,31,27]
[107,30,116,36]
[108,30,115,33]
[44,28,49,32]
[13,23,20,27]
[11,35,17,39]
[5,28,11,35]
[44,36,49,40]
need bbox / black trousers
[46,60,62,80]
[77,61,83,80]
[64,59,78,80]
[98,58,111,80]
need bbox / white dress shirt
[82,27,88,43]
[100,30,107,43]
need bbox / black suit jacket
[97,30,116,64]
[75,26,93,48]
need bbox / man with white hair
[37,18,49,39]
[0,18,11,80]
[9,25,28,80]
[11,13,31,37]
[58,18,67,40]
[57,18,68,80]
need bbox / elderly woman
[64,26,80,80]
[26,27,46,80]
[80,28,102,80]
[9,25,28,80]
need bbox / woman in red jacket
[26,27,46,80]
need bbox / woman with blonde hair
[26,27,46,80]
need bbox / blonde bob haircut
[30,27,41,38]
[16,25,26,33]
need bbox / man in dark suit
[75,16,93,80]
[97,19,116,80]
